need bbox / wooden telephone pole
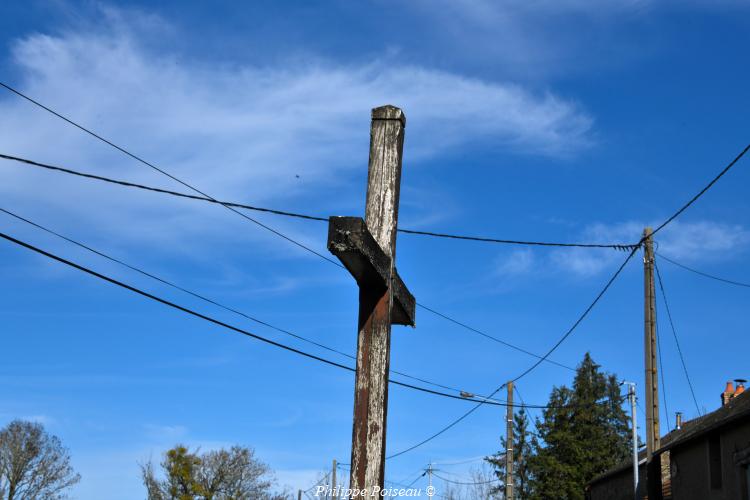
[505,381,514,500]
[643,227,661,498]
[331,459,337,500]
[327,105,415,496]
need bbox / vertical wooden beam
[644,227,662,500]
[331,459,337,500]
[643,227,660,458]
[505,381,514,500]
[349,105,406,495]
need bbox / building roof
[657,389,750,452]
[588,391,750,486]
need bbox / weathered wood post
[505,381,514,500]
[327,105,415,497]
[643,227,662,500]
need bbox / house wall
[670,417,750,500]
[720,420,750,499]
[587,463,647,500]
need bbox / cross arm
[327,216,415,326]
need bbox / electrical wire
[654,260,702,416]
[0,154,576,374]
[656,251,750,288]
[0,85,342,268]
[508,245,639,384]
[386,246,639,460]
[305,471,331,494]
[0,153,328,222]
[0,153,575,374]
[432,472,500,486]
[0,206,492,400]
[0,153,574,374]
[405,472,426,488]
[654,307,671,433]
[0,152,640,250]
[0,228,598,410]
[4,81,742,459]
[0,229,522,408]
[415,303,575,371]
[2,132,740,374]
[432,456,487,467]
[0,217,611,414]
[649,141,750,239]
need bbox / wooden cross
[327,105,415,495]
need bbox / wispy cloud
[550,220,750,277]
[0,7,593,263]
[143,423,188,441]
[496,248,536,276]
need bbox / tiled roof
[657,390,750,452]
[588,391,750,485]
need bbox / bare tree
[0,420,80,499]
[141,444,289,500]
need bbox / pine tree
[527,353,631,500]
[486,408,533,499]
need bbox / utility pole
[297,489,302,500]
[505,381,514,500]
[331,459,337,500]
[327,105,415,496]
[427,462,434,498]
[643,227,661,499]
[623,381,639,499]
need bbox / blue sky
[1,0,749,497]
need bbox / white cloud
[496,248,535,276]
[550,220,750,277]
[655,221,750,259]
[143,423,188,441]
[0,7,592,265]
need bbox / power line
[0,206,488,400]
[0,225,630,414]
[304,471,331,494]
[0,151,639,250]
[656,251,750,288]
[654,260,702,416]
[0,153,578,373]
[2,80,745,270]
[5,81,742,458]
[405,472,426,488]
[650,141,750,238]
[432,472,500,486]
[0,229,523,408]
[654,307,671,433]
[432,456,487,467]
[0,84,342,268]
[509,245,639,384]
[386,246,638,460]
[1,213,610,414]
[396,228,636,250]
[415,303,575,371]
[0,153,329,223]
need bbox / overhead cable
[386,245,638,460]
[0,152,638,250]
[654,260,702,416]
[656,251,750,289]
[0,206,483,399]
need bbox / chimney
[721,381,735,406]
[675,412,683,430]
[734,379,747,397]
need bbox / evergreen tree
[486,408,533,499]
[527,353,630,500]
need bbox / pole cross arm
[327,216,415,326]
